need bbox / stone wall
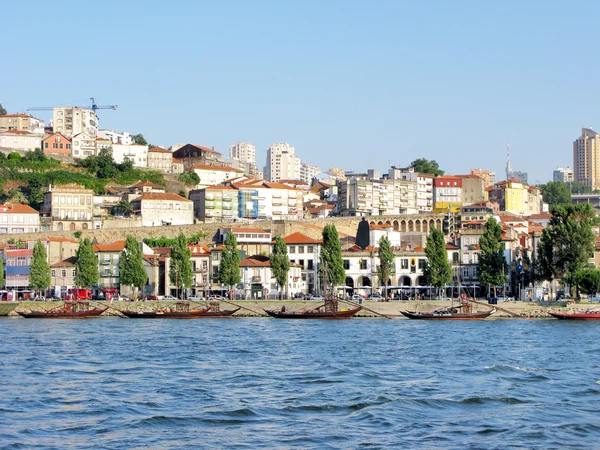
[0,214,446,245]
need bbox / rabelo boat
[401,302,495,320]
[264,297,362,319]
[547,309,600,320]
[17,301,108,319]
[118,301,240,319]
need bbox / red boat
[118,301,240,319]
[17,301,108,319]
[400,303,495,320]
[547,309,600,320]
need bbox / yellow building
[487,180,539,216]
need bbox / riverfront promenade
[4,299,574,319]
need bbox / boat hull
[547,311,600,320]
[119,308,240,319]
[400,309,494,320]
[264,306,362,319]
[17,308,108,319]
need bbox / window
[72,269,76,278]
[401,259,409,269]
[51,269,56,277]
[298,259,305,269]
[289,246,295,254]
[298,246,305,253]
[61,269,67,278]
[343,260,350,270]
[307,245,313,253]
[307,260,314,270]
[360,260,368,270]
[44,142,48,149]
[418,259,426,269]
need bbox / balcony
[251,276,261,283]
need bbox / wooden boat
[17,301,108,319]
[265,297,362,319]
[119,301,239,319]
[547,309,600,320]
[264,306,362,319]
[400,303,495,320]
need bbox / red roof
[230,227,270,234]
[133,192,191,202]
[93,240,126,252]
[0,203,39,214]
[193,163,244,173]
[282,232,322,244]
[148,146,171,153]
[130,181,165,190]
[5,249,33,257]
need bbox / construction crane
[27,97,118,112]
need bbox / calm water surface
[1,317,599,449]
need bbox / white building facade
[52,107,98,137]
[265,142,301,182]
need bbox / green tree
[75,238,99,288]
[320,224,345,295]
[132,134,148,146]
[29,240,51,294]
[422,227,452,296]
[410,158,444,176]
[541,181,572,206]
[169,233,193,299]
[218,231,241,299]
[0,256,5,288]
[271,236,290,299]
[0,103,6,116]
[573,269,600,297]
[119,235,148,301]
[535,203,597,295]
[569,181,593,194]
[478,217,508,296]
[377,235,395,299]
[113,199,134,217]
[179,171,200,186]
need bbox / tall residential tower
[573,128,600,190]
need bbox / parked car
[188,295,205,302]
[33,296,46,302]
[368,293,385,301]
[118,296,131,302]
[351,294,363,302]
[91,295,107,301]
[144,295,158,301]
[162,295,177,301]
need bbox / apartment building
[52,107,98,137]
[229,142,257,176]
[130,192,193,226]
[284,232,322,294]
[458,174,487,206]
[573,128,600,190]
[433,176,463,213]
[0,114,44,133]
[42,133,72,156]
[97,129,132,145]
[42,184,94,231]
[0,204,40,234]
[553,166,574,183]
[147,146,173,172]
[388,166,433,212]
[72,132,97,157]
[487,180,543,216]
[299,162,321,185]
[336,178,419,216]
[192,164,245,188]
[112,143,148,168]
[0,130,43,151]
[191,186,239,222]
[469,168,496,187]
[218,227,272,256]
[265,142,301,182]
[239,255,304,299]
[4,248,33,290]
[172,144,224,168]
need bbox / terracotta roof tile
[0,203,39,214]
[132,192,191,202]
[93,240,126,252]
[282,232,322,244]
[193,163,244,173]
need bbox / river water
[1,317,599,449]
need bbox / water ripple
[1,318,599,448]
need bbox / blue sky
[2,0,597,183]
